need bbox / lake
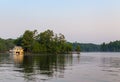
[0,53,120,82]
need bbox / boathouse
[12,46,24,54]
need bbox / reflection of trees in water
[22,55,34,73]
[13,54,77,81]
[101,57,120,68]
[100,56,120,77]
[0,53,12,64]
[13,54,81,74]
[0,53,81,82]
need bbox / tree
[32,41,41,53]
[100,42,106,51]
[75,45,81,52]
[13,29,73,54]
[22,30,34,52]
[65,43,73,53]
[36,30,54,52]
[14,37,23,46]
[100,41,120,52]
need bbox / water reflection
[100,55,120,77]
[100,57,120,68]
[3,53,120,82]
[13,54,24,64]
[0,53,13,65]
[10,54,80,82]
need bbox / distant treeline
[100,41,120,52]
[72,43,100,52]
[72,40,120,52]
[0,38,15,53]
[1,30,120,53]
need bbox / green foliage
[0,38,15,52]
[75,45,81,52]
[36,30,54,53]
[22,30,34,52]
[14,37,23,46]
[0,38,7,52]
[100,40,120,52]
[5,39,15,49]
[14,29,73,54]
[3,30,120,53]
[32,41,41,53]
[72,42,100,52]
[0,32,119,53]
[100,42,106,51]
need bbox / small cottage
[12,46,24,55]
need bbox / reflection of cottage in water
[13,54,24,63]
[12,46,24,54]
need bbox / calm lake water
[0,53,120,82]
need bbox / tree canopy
[14,29,73,54]
[100,40,120,52]
[1,31,120,53]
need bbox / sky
[0,0,120,44]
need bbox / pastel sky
[0,0,120,44]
